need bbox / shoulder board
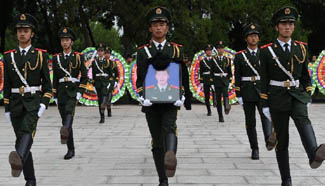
[295,40,307,45]
[260,43,273,49]
[74,52,83,55]
[170,42,183,47]
[35,48,47,53]
[4,49,16,54]
[53,53,61,57]
[147,85,155,89]
[137,44,149,50]
[170,85,180,89]
[235,50,246,55]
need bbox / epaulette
[295,40,307,45]
[74,52,83,55]
[4,49,16,54]
[137,44,149,50]
[260,43,273,49]
[235,49,246,55]
[35,48,47,53]
[170,42,183,47]
[170,85,180,89]
[146,85,154,89]
[53,53,61,57]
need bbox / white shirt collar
[277,38,292,52]
[63,51,72,56]
[19,45,32,54]
[158,84,167,91]
[247,47,258,54]
[152,39,167,50]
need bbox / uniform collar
[247,47,258,54]
[277,38,292,52]
[19,45,32,54]
[63,51,72,56]
[152,39,167,50]
[158,84,168,91]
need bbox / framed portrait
[144,62,182,103]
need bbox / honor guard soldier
[234,23,276,160]
[104,46,118,117]
[4,13,52,186]
[92,43,115,123]
[52,27,88,160]
[136,6,191,186]
[260,6,325,186]
[212,41,232,122]
[199,44,215,116]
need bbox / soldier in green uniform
[4,13,52,186]
[212,41,232,122]
[92,43,115,123]
[104,46,118,117]
[260,6,325,186]
[52,27,88,160]
[234,23,276,160]
[136,6,191,186]
[199,44,214,116]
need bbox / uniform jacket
[199,57,213,85]
[211,55,232,87]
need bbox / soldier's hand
[114,82,118,88]
[76,92,82,101]
[174,95,185,107]
[237,97,243,105]
[53,98,58,105]
[5,112,11,123]
[143,99,153,107]
[307,102,311,108]
[37,104,46,117]
[262,107,272,122]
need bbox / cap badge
[250,24,256,29]
[285,8,291,15]
[63,28,67,33]
[20,14,26,21]
[156,8,162,14]
[219,41,223,45]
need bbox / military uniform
[234,23,275,160]
[260,7,325,186]
[199,44,214,116]
[136,6,191,186]
[145,84,180,102]
[52,27,88,160]
[4,13,52,186]
[212,41,232,122]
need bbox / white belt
[241,76,260,81]
[214,73,228,77]
[95,73,108,77]
[59,77,79,83]
[12,86,40,94]
[202,72,210,75]
[269,80,300,88]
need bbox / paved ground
[0,103,325,186]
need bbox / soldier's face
[245,34,259,46]
[60,38,73,50]
[205,50,212,56]
[17,28,34,43]
[97,50,104,58]
[276,21,295,39]
[155,70,169,86]
[149,21,169,40]
[217,48,224,55]
[105,53,111,59]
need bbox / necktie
[158,44,162,51]
[284,43,290,60]
[21,50,26,56]
[65,55,68,60]
[251,51,255,56]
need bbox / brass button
[254,83,256,85]
[65,86,68,88]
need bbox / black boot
[297,124,325,169]
[217,103,224,122]
[206,104,211,116]
[276,150,292,186]
[60,114,73,144]
[65,129,75,160]
[23,152,36,186]
[64,149,75,160]
[164,133,177,177]
[107,107,112,117]
[246,128,259,160]
[223,96,231,115]
[261,117,276,151]
[9,134,33,177]
[152,148,168,186]
[99,107,105,123]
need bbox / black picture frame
[144,62,182,103]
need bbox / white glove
[211,85,215,90]
[262,107,272,122]
[5,112,11,123]
[114,82,118,88]
[76,92,82,100]
[53,98,58,105]
[37,103,46,117]
[237,97,243,105]
[307,102,311,108]
[137,96,152,106]
[174,96,185,107]
[228,84,232,89]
